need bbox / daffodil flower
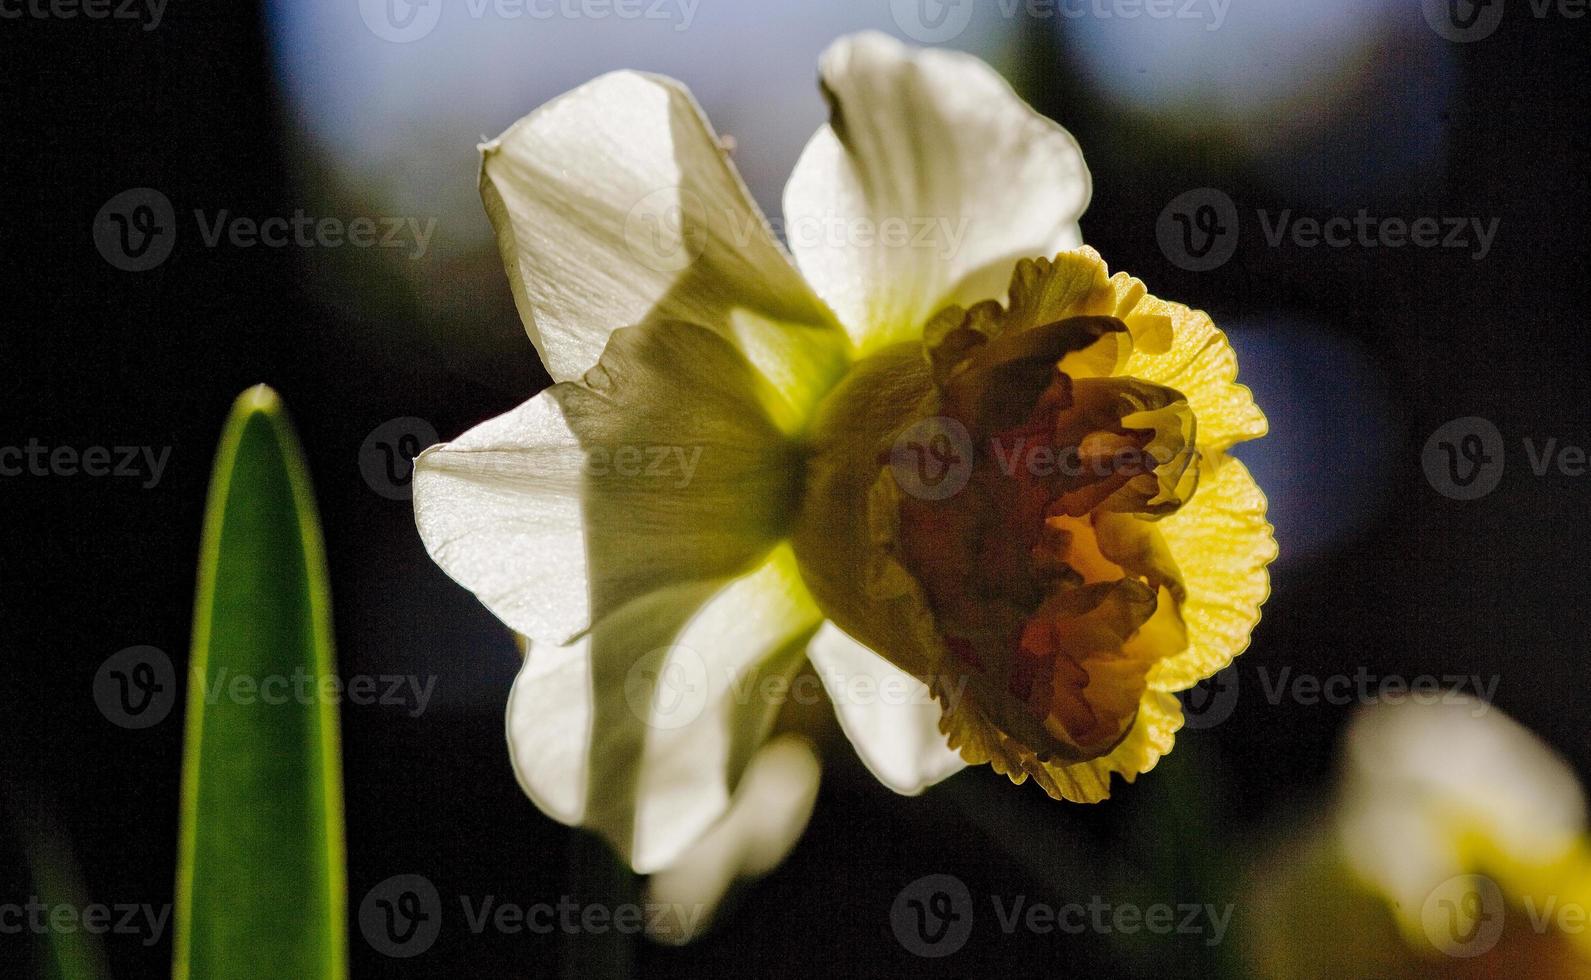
[1339,699,1591,960]
[1246,698,1591,977]
[414,32,1273,874]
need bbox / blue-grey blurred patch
[263,2,1020,242]
[261,1,1020,398]
[1224,319,1400,569]
[1059,0,1457,204]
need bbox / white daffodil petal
[642,734,822,944]
[414,320,802,645]
[480,69,844,396]
[507,546,821,874]
[807,622,965,795]
[1337,696,1587,916]
[783,32,1091,352]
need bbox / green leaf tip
[173,387,348,980]
[232,383,284,417]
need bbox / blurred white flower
[1245,697,1591,977]
[1338,695,1590,948]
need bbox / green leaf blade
[173,385,347,980]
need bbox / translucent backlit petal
[1147,455,1276,691]
[783,32,1090,352]
[938,685,1183,803]
[414,320,802,645]
[480,69,846,419]
[806,622,966,795]
[506,546,821,874]
[1115,273,1267,454]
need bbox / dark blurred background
[3,0,1589,976]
